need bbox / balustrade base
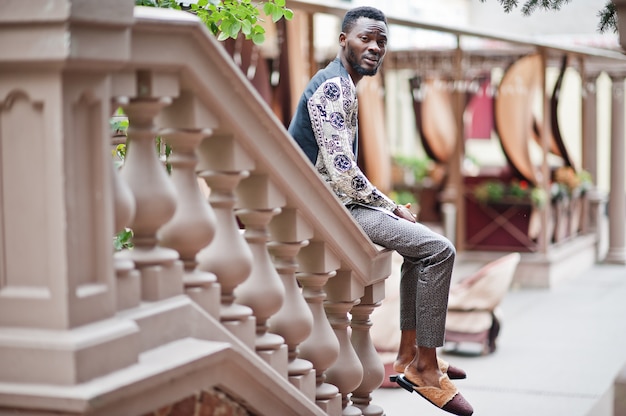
[604,248,626,265]
[343,404,363,416]
[186,281,221,319]
[0,337,324,416]
[116,266,142,311]
[140,260,185,301]
[222,316,256,350]
[0,318,140,385]
[288,369,317,402]
[353,402,384,416]
[258,343,288,378]
[315,392,342,416]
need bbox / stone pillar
[606,75,626,264]
[0,0,140,385]
[581,71,607,258]
[441,40,465,250]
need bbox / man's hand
[393,203,417,223]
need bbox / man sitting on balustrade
[287,6,473,416]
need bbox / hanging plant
[136,0,293,45]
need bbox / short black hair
[341,6,387,34]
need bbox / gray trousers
[348,205,455,347]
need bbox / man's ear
[339,32,346,47]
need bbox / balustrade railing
[0,4,392,416]
[128,8,394,413]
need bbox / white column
[582,73,599,183]
[606,75,626,264]
[581,72,607,258]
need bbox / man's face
[341,17,388,77]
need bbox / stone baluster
[117,71,184,301]
[268,208,316,400]
[157,92,220,318]
[297,241,342,415]
[235,174,288,372]
[111,128,140,311]
[350,297,385,416]
[325,296,364,416]
[196,134,256,348]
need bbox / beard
[347,47,381,76]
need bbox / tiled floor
[371,262,626,416]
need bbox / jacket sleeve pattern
[307,76,396,211]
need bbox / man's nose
[368,41,380,54]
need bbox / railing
[0,4,392,416]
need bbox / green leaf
[283,8,293,20]
[230,20,242,37]
[251,32,265,45]
[135,0,158,6]
[114,228,134,251]
[271,7,283,22]
[241,20,252,35]
[263,2,275,16]
[275,0,286,7]
[221,19,232,35]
